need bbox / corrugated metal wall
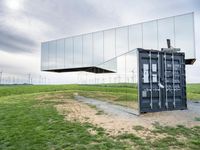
[138,49,187,113]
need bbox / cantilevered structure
[41,12,195,73]
[41,12,195,114]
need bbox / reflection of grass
[77,84,139,109]
[89,83,137,88]
[78,91,138,109]
[79,91,137,101]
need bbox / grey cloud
[0,28,38,53]
[0,0,121,54]
[21,0,121,37]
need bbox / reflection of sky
[95,49,138,83]
[0,0,200,84]
[43,13,195,72]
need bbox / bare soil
[55,96,200,136]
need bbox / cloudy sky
[0,0,199,83]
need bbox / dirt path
[75,95,139,116]
[56,94,200,136]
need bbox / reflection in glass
[48,40,57,69]
[175,13,195,59]
[93,31,103,65]
[74,36,83,67]
[116,27,128,56]
[158,17,174,49]
[42,12,195,71]
[104,29,116,61]
[126,50,138,84]
[43,42,49,70]
[65,38,73,68]
[83,34,93,66]
[143,21,158,49]
[117,54,126,83]
[93,49,139,112]
[99,58,117,73]
[41,43,45,70]
[57,39,65,69]
[129,24,143,50]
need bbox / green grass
[0,83,199,101]
[151,123,200,149]
[0,84,137,98]
[0,84,139,110]
[0,92,127,150]
[187,84,200,100]
[0,84,200,149]
[0,84,78,97]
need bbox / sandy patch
[55,97,200,137]
[55,100,139,135]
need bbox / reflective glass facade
[41,13,195,71]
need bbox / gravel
[74,95,139,117]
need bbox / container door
[139,50,186,113]
[162,52,187,110]
[139,50,162,112]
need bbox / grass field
[0,84,200,149]
[187,84,200,101]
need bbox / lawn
[187,84,200,101]
[0,84,200,149]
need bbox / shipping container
[90,48,187,114]
[138,49,187,113]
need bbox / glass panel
[98,58,117,73]
[44,42,49,70]
[87,49,139,114]
[175,13,195,59]
[158,17,174,49]
[74,36,83,67]
[93,31,103,65]
[65,38,73,68]
[126,50,138,85]
[83,34,93,66]
[129,24,143,50]
[104,29,115,61]
[41,43,45,70]
[143,21,158,49]
[116,26,128,56]
[48,40,57,69]
[117,54,126,83]
[125,51,138,110]
[57,39,65,69]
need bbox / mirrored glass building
[41,12,195,114]
[41,12,195,73]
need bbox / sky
[0,0,200,84]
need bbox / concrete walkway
[75,95,200,117]
[187,100,200,114]
[74,95,139,117]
